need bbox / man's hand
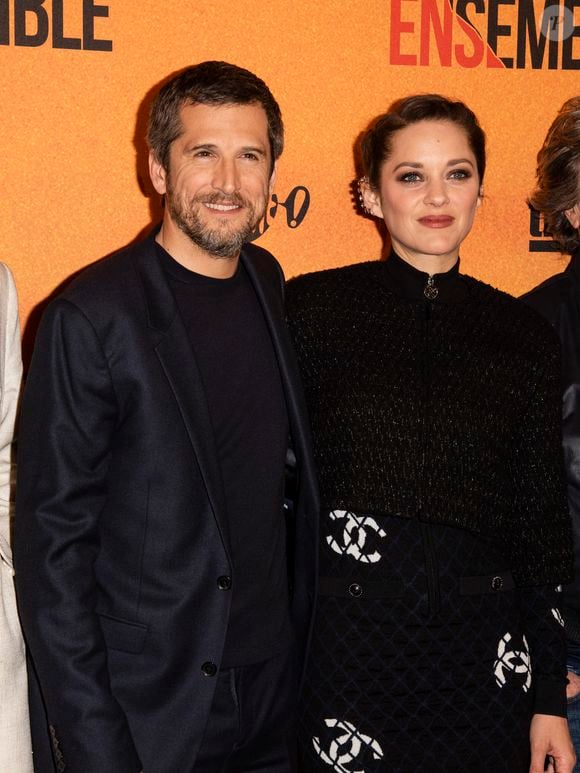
[530,714,575,773]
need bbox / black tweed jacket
[287,257,572,588]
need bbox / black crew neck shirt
[158,244,291,666]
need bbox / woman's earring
[358,176,372,215]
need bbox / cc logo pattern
[326,510,387,564]
[312,718,384,773]
[494,632,532,692]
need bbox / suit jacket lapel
[131,234,231,558]
[241,247,319,520]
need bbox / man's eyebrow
[187,143,217,151]
[186,144,267,156]
[240,146,267,155]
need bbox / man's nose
[212,158,239,195]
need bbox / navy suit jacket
[14,231,319,773]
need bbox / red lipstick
[418,216,454,228]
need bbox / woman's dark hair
[147,61,284,174]
[528,97,580,254]
[360,94,486,188]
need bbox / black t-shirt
[158,244,291,666]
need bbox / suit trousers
[194,647,295,773]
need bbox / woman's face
[363,119,482,271]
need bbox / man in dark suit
[14,61,318,773]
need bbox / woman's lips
[418,216,454,228]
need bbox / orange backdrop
[1,0,578,351]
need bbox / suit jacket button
[217,575,232,591]
[201,661,217,677]
[349,583,363,597]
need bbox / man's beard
[166,190,264,259]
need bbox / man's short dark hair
[147,61,284,173]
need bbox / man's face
[150,102,275,259]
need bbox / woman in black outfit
[287,95,575,772]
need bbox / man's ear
[565,203,580,230]
[359,177,383,219]
[268,161,278,196]
[149,150,167,196]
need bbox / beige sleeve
[0,263,22,549]
[0,262,32,773]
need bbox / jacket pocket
[98,613,148,654]
[459,571,515,595]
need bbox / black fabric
[523,249,580,644]
[195,649,295,772]
[382,248,468,302]
[299,513,565,772]
[14,229,319,773]
[286,253,570,770]
[286,254,572,587]
[318,576,404,599]
[159,246,291,667]
[459,571,515,595]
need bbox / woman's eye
[399,172,422,183]
[449,168,471,180]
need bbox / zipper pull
[424,275,438,300]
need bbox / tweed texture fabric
[286,258,572,587]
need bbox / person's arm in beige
[0,262,32,773]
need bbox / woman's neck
[391,244,459,275]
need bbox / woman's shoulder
[286,260,384,308]
[465,274,560,352]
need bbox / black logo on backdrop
[0,1,112,50]
[389,0,579,70]
[250,186,310,241]
[529,207,560,252]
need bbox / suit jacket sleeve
[14,298,140,772]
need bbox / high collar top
[382,250,469,303]
[568,247,580,285]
